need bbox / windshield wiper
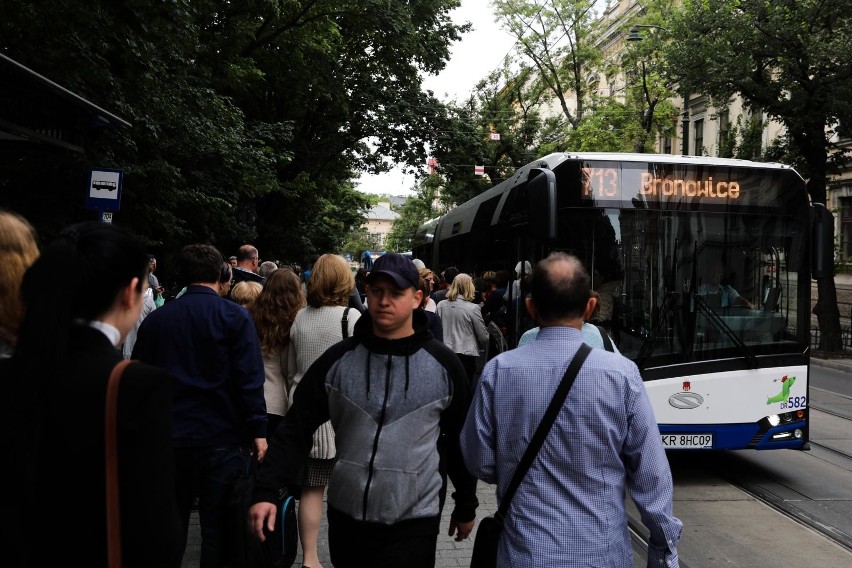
[693,295,758,368]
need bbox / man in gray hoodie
[250,252,478,568]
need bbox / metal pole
[681,92,689,155]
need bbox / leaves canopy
[0,0,467,264]
[666,0,852,204]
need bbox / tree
[616,11,681,153]
[429,61,543,207]
[666,0,852,351]
[341,226,376,265]
[0,0,468,264]
[557,97,649,152]
[0,0,277,253]
[492,0,603,129]
[386,176,446,252]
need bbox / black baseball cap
[367,253,420,290]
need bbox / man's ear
[583,296,598,322]
[413,288,423,306]
[119,277,142,309]
[525,297,538,322]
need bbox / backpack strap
[597,325,614,352]
[341,307,352,339]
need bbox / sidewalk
[181,356,847,567]
[181,480,498,568]
[811,354,852,373]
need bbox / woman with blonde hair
[0,210,39,358]
[288,253,361,568]
[436,273,489,387]
[231,280,263,307]
[249,268,305,433]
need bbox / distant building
[388,195,408,210]
[363,202,400,249]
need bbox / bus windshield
[593,207,808,368]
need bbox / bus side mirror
[527,168,557,243]
[811,203,834,279]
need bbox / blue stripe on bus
[659,422,807,450]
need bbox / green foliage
[712,111,766,160]
[666,0,852,204]
[430,64,543,206]
[492,0,602,129]
[0,0,465,263]
[386,176,446,252]
[341,226,376,263]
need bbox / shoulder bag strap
[597,325,614,352]
[495,343,591,521]
[106,359,135,568]
[341,307,352,339]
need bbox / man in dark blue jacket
[133,243,267,567]
[249,253,478,568]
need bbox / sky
[354,0,517,196]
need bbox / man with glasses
[229,244,266,300]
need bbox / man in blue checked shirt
[460,252,682,567]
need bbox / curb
[811,357,852,373]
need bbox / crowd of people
[0,209,682,568]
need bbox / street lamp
[626,25,690,155]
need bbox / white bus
[413,153,834,451]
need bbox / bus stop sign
[85,168,124,212]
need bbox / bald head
[528,252,591,324]
[236,244,260,273]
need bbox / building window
[693,119,704,155]
[718,110,730,140]
[841,196,852,262]
[662,137,672,154]
[717,109,732,156]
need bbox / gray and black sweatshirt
[253,309,479,536]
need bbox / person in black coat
[0,222,182,567]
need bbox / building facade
[362,202,400,249]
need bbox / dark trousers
[327,509,438,568]
[173,445,248,568]
[457,353,478,388]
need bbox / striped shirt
[460,326,682,567]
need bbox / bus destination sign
[581,162,743,204]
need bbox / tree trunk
[813,278,844,351]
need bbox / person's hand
[448,518,475,542]
[248,502,277,542]
[253,437,268,461]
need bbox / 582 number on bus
[780,396,807,410]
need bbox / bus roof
[418,152,806,248]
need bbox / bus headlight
[767,414,781,427]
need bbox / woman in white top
[436,273,489,387]
[288,254,360,568]
[248,268,305,434]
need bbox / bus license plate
[661,434,713,449]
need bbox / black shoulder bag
[470,343,592,568]
[596,325,614,352]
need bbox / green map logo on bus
[767,375,796,404]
